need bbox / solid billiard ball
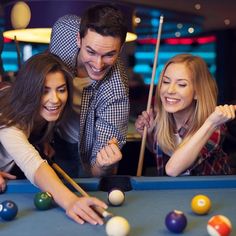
[106,216,130,236]
[108,189,125,206]
[165,210,187,233]
[207,215,232,236]
[34,191,53,210]
[0,200,18,221]
[191,194,211,215]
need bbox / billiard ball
[0,200,18,221]
[34,191,53,210]
[207,215,232,236]
[106,216,130,236]
[191,194,211,215]
[165,210,187,233]
[108,189,125,206]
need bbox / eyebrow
[86,46,118,55]
[44,83,67,89]
[163,75,189,82]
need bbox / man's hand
[95,138,122,169]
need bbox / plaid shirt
[49,15,129,170]
[155,124,232,176]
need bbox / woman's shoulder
[0,126,27,138]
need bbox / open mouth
[43,105,62,113]
[165,97,180,105]
[89,64,107,75]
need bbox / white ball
[106,216,130,236]
[108,189,125,206]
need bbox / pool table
[0,176,236,236]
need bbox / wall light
[3,1,137,43]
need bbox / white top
[0,126,46,185]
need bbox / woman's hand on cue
[135,109,155,136]
[66,195,108,225]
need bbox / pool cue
[14,36,22,69]
[136,15,164,177]
[51,162,113,219]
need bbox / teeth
[45,106,60,111]
[166,98,178,102]
[91,65,102,72]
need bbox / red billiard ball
[207,215,232,236]
[165,210,187,233]
[34,192,53,210]
[0,200,18,221]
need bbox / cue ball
[165,210,187,233]
[207,215,232,236]
[0,200,18,221]
[108,189,125,206]
[191,194,211,215]
[34,191,53,210]
[106,216,130,236]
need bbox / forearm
[165,120,217,176]
[34,162,77,210]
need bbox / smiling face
[160,62,196,117]
[40,71,68,122]
[77,29,121,80]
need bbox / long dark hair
[0,52,73,134]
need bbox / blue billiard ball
[0,200,18,221]
[165,210,187,233]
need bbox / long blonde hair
[154,54,218,154]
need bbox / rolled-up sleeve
[0,127,45,185]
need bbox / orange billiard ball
[191,194,211,215]
[207,215,232,236]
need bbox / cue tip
[93,205,114,220]
[103,210,113,218]
[160,15,164,23]
[103,212,114,223]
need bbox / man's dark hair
[80,4,128,45]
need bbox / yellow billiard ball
[191,194,211,215]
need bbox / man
[49,4,129,177]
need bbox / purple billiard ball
[165,210,187,233]
[0,200,18,221]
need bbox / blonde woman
[135,54,236,176]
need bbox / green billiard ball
[34,192,53,210]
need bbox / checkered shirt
[49,15,130,170]
[154,124,232,176]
